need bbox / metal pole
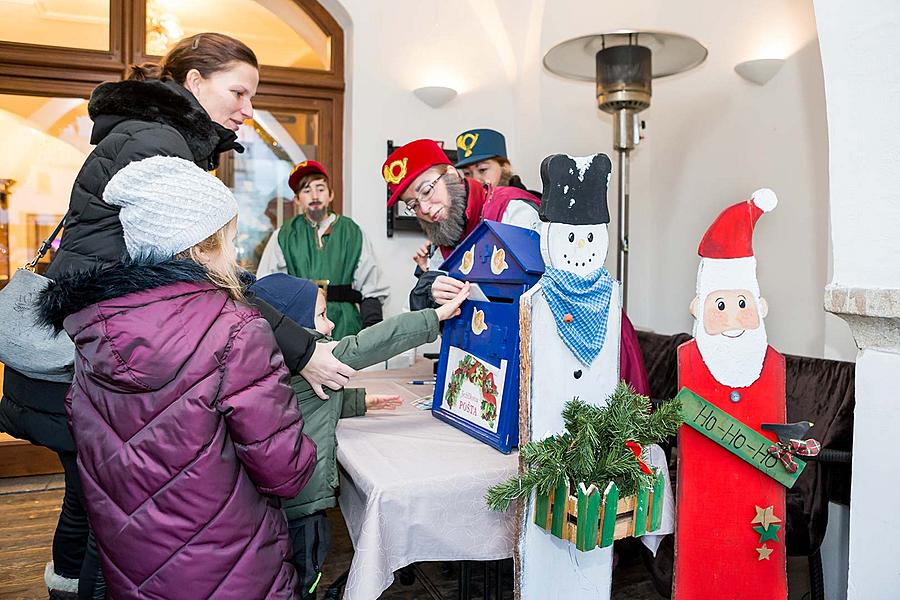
[616,148,630,311]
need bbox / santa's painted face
[699,289,764,337]
[691,287,769,388]
[544,223,608,276]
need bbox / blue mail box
[431,220,544,453]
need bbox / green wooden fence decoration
[633,485,649,537]
[533,474,667,551]
[650,471,665,531]
[550,479,568,537]
[599,481,619,547]
[586,487,602,549]
[676,387,805,488]
[534,487,550,529]
[575,484,602,551]
[575,486,589,551]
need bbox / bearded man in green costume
[258,160,388,338]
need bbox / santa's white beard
[694,318,768,388]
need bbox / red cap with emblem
[383,139,451,207]
[288,160,328,193]
[698,189,777,259]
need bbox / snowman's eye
[588,232,594,243]
[568,232,575,243]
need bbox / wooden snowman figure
[674,189,787,599]
[517,153,673,598]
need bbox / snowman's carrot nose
[577,239,586,249]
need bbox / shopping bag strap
[24,217,66,272]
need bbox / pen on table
[408,379,436,385]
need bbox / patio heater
[543,31,707,310]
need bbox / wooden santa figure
[517,153,674,599]
[674,189,787,599]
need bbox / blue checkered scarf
[539,267,615,366]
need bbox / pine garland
[485,382,683,512]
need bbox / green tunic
[278,214,363,339]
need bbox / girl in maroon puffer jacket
[40,155,316,599]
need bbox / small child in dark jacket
[250,273,468,598]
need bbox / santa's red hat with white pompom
[695,189,777,298]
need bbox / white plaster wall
[814,0,900,290]
[845,349,900,599]
[321,0,852,361]
[811,1,900,597]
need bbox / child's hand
[431,275,465,305]
[365,394,402,410]
[435,282,470,321]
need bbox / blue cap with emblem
[454,128,508,168]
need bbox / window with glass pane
[217,109,319,273]
[146,0,331,69]
[0,94,90,285]
[0,0,110,51]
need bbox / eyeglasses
[403,173,447,212]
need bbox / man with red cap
[383,139,540,310]
[259,160,388,338]
[674,189,787,599]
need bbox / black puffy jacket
[46,78,241,279]
[0,78,316,451]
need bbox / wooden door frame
[0,0,345,206]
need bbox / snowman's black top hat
[539,153,612,225]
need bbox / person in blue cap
[454,128,538,195]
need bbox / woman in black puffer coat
[0,32,351,599]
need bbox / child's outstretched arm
[333,283,471,370]
[365,394,402,410]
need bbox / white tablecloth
[336,364,519,600]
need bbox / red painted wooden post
[674,190,787,599]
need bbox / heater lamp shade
[544,30,707,81]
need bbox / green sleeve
[331,309,439,370]
[340,388,367,418]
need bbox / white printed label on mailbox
[441,346,507,433]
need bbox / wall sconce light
[413,86,458,108]
[734,59,784,85]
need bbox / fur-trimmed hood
[88,78,243,167]
[39,258,211,333]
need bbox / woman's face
[461,159,503,187]
[184,61,259,131]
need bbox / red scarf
[439,178,540,258]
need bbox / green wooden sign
[676,387,805,488]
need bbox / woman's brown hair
[129,33,258,83]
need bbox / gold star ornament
[751,505,782,530]
[756,544,774,561]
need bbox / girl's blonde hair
[175,218,245,301]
